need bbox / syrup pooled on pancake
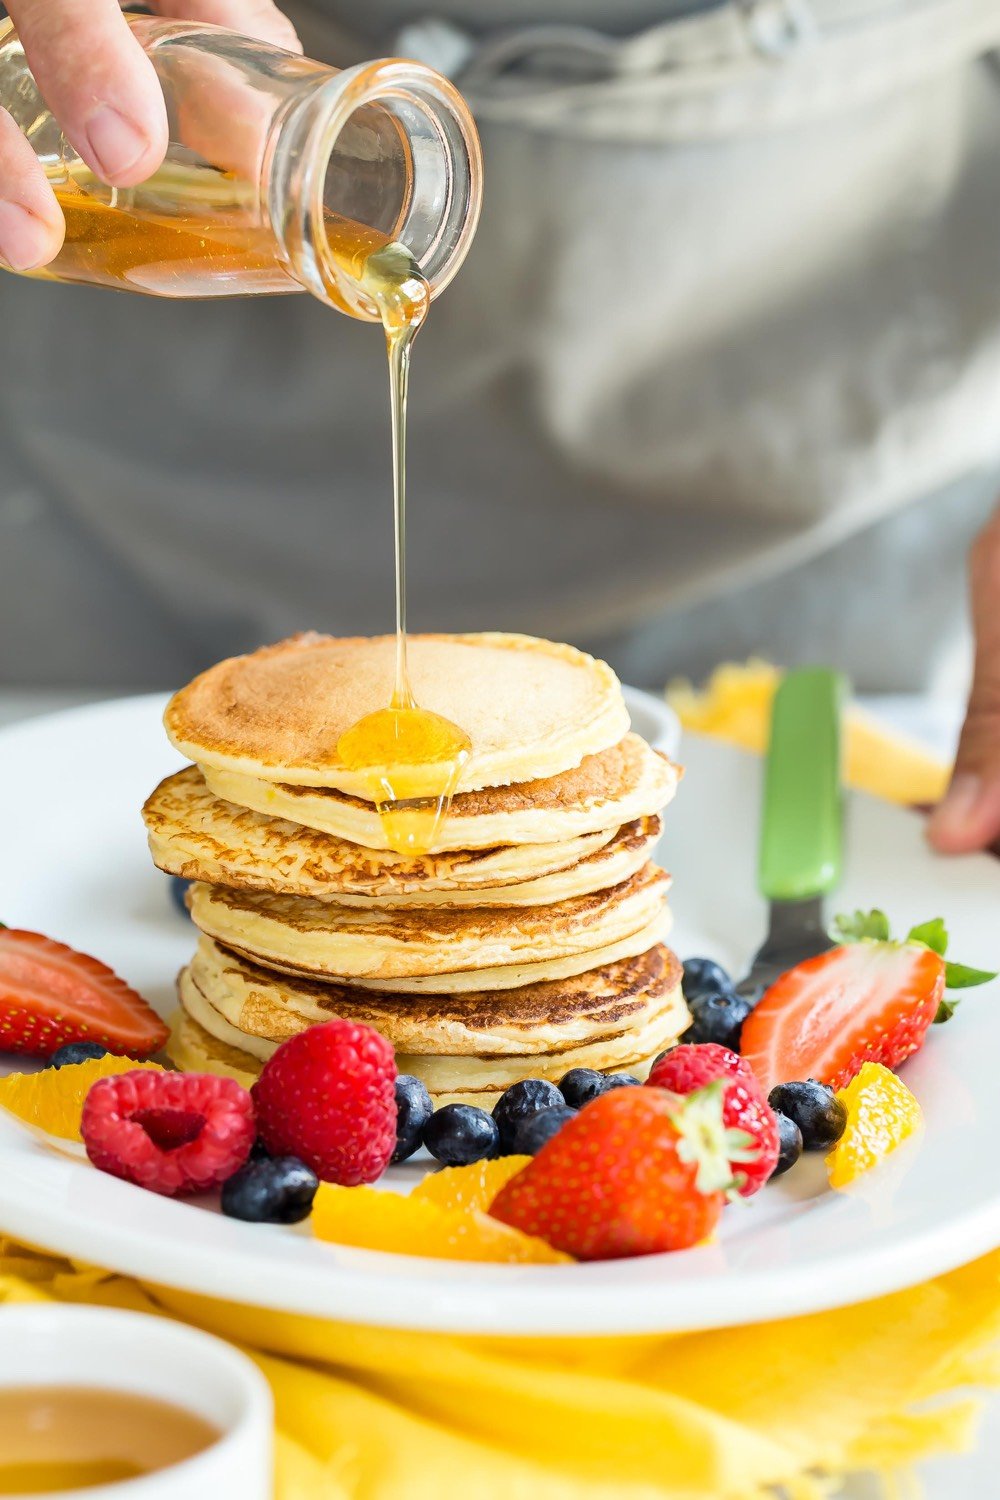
[335,240,471,855]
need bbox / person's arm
[0,0,299,271]
[927,502,1000,854]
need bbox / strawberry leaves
[833,910,891,943]
[832,909,996,1024]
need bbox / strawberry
[489,1084,752,1260]
[741,911,996,1095]
[0,928,169,1059]
[252,1020,396,1184]
[647,1044,780,1195]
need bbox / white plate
[0,693,996,1336]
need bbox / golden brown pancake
[164,632,630,795]
[186,864,671,983]
[184,935,683,1055]
[143,765,662,906]
[201,734,678,853]
[172,951,689,1107]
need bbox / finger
[0,107,64,269]
[927,503,1000,854]
[7,0,168,187]
[148,0,302,53]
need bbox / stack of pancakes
[144,633,688,1106]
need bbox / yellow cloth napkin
[668,661,951,806]
[1,1241,999,1499]
[0,666,991,1499]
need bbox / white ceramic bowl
[0,1305,272,1499]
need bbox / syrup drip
[336,240,471,855]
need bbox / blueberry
[49,1042,109,1069]
[170,876,191,917]
[767,1081,847,1151]
[682,957,732,1002]
[510,1105,576,1155]
[601,1073,642,1091]
[423,1104,499,1166]
[771,1112,804,1177]
[558,1068,606,1109]
[492,1079,564,1154]
[220,1156,318,1224]
[392,1074,433,1164]
[682,991,751,1051]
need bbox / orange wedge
[412,1156,531,1214]
[826,1062,923,1189]
[0,1057,163,1142]
[313,1184,571,1264]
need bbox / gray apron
[2,0,999,690]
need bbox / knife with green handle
[735,667,846,1002]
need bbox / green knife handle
[759,668,845,902]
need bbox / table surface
[0,688,994,1498]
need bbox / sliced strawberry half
[0,929,168,1059]
[741,941,944,1096]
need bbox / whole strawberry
[252,1021,396,1185]
[489,1083,751,1260]
[647,1043,780,1196]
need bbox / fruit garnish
[221,1155,319,1224]
[489,1084,744,1261]
[825,1062,923,1189]
[0,929,169,1059]
[251,1020,396,1185]
[392,1073,432,1163]
[312,1184,571,1264]
[412,1156,531,1214]
[767,1080,846,1152]
[0,1056,163,1142]
[647,1043,779,1195]
[81,1070,255,1196]
[510,1105,577,1155]
[741,910,996,1094]
[493,1079,564,1154]
[423,1102,499,1166]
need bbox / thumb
[928,504,1000,854]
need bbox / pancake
[173,960,689,1107]
[213,910,671,993]
[167,1007,262,1092]
[185,935,683,1055]
[202,734,678,854]
[186,864,671,983]
[165,632,630,795]
[143,765,661,906]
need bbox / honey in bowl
[0,1386,218,1494]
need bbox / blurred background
[1,0,998,706]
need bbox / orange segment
[826,1062,923,1189]
[312,1184,571,1264]
[0,1057,163,1142]
[412,1156,532,1214]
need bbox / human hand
[927,502,1000,855]
[0,0,300,272]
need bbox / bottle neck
[268,59,482,319]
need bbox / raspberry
[251,1021,396,1185]
[648,1042,758,1096]
[81,1070,255,1197]
[647,1043,779,1196]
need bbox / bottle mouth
[294,59,482,320]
